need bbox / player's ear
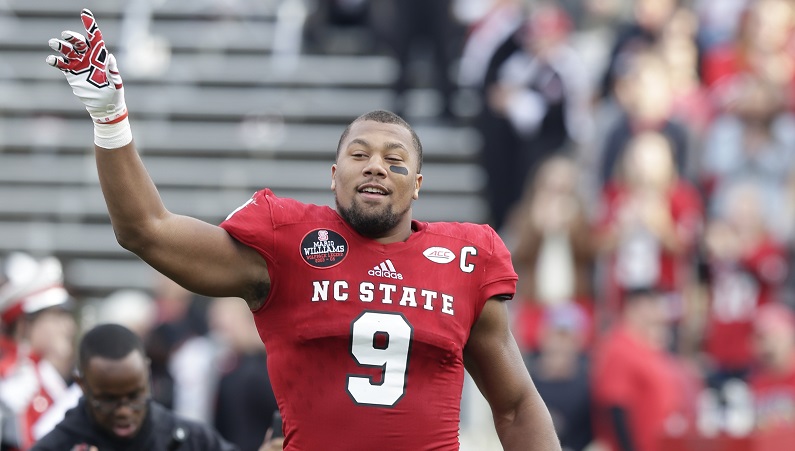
[330,164,337,191]
[413,173,422,200]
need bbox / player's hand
[46,9,127,125]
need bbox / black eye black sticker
[389,166,408,175]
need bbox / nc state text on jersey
[311,281,455,316]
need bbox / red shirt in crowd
[705,237,789,371]
[596,181,703,313]
[592,326,688,451]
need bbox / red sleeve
[480,226,518,302]
[219,189,277,262]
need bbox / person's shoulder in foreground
[31,323,238,451]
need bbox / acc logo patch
[300,229,348,268]
[423,247,455,264]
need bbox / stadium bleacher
[0,0,486,297]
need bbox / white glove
[46,9,132,148]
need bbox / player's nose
[362,155,388,177]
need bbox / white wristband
[94,118,133,149]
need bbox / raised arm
[464,298,561,451]
[46,10,269,306]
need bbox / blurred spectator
[702,0,795,111]
[597,50,691,186]
[488,2,593,148]
[699,75,795,235]
[787,171,795,248]
[481,3,591,231]
[560,0,632,31]
[591,287,698,451]
[209,298,277,451]
[143,273,213,412]
[701,181,790,389]
[658,7,714,138]
[694,0,750,50]
[526,302,594,451]
[599,0,679,99]
[93,288,158,338]
[0,253,77,450]
[594,131,703,319]
[168,295,218,425]
[504,155,596,353]
[302,0,377,55]
[748,302,795,432]
[387,0,463,119]
[457,0,524,92]
[462,1,523,232]
[559,0,632,101]
[161,295,278,451]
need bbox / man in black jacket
[32,323,239,451]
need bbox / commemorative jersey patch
[300,229,348,268]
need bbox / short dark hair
[78,323,145,373]
[336,110,423,172]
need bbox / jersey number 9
[347,311,413,407]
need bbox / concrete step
[0,154,485,194]
[0,117,480,160]
[1,51,397,87]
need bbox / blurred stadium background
[5,0,795,450]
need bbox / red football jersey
[220,189,517,450]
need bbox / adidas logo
[368,259,403,280]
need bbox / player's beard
[336,196,407,237]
